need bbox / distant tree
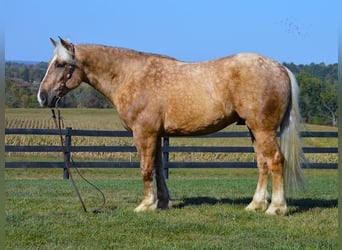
[20,94,29,108]
[5,79,21,107]
[320,82,337,126]
[283,62,299,74]
[297,72,323,123]
[22,67,30,82]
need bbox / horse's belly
[163,107,237,136]
[161,74,236,135]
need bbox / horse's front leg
[133,133,157,212]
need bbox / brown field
[5,108,338,164]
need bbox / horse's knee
[141,168,153,182]
[256,154,269,174]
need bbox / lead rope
[51,108,106,214]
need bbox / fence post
[63,127,72,180]
[163,137,170,179]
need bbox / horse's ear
[58,36,73,51]
[50,38,58,47]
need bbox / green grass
[5,169,338,249]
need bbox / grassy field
[5,168,338,249]
[5,108,338,249]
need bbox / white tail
[280,68,306,192]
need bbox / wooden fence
[5,128,338,179]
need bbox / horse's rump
[153,53,291,136]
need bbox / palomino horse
[37,37,305,215]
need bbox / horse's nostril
[37,91,47,107]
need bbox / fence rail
[5,128,338,179]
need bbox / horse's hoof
[134,201,157,212]
[157,199,171,209]
[245,200,268,212]
[265,203,287,216]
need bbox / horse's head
[37,37,83,107]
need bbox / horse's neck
[76,45,142,100]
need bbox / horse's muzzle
[37,91,58,108]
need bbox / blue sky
[5,0,338,64]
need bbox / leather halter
[56,43,76,100]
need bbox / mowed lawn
[5,109,338,249]
[5,168,338,249]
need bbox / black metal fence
[5,128,338,179]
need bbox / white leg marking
[134,191,157,212]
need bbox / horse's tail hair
[280,67,306,193]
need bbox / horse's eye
[56,62,66,68]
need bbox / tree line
[5,60,338,126]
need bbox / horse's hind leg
[246,130,287,215]
[246,130,270,213]
[154,136,170,209]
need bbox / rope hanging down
[51,108,106,214]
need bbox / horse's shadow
[287,198,338,213]
[174,196,251,209]
[173,196,337,214]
